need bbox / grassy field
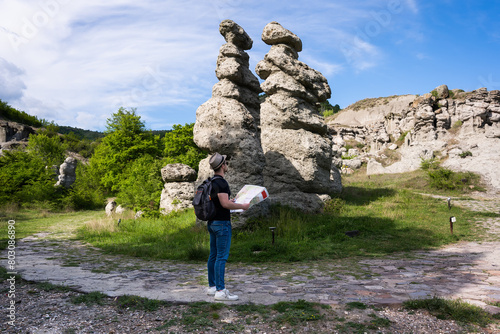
[4,169,492,263]
[0,169,495,262]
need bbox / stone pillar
[55,157,77,188]
[193,20,265,193]
[159,163,197,214]
[255,22,340,212]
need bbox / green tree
[115,155,164,210]
[26,133,66,166]
[86,107,162,192]
[163,123,206,170]
[319,100,341,117]
[0,150,58,204]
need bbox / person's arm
[218,193,250,211]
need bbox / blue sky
[1,0,499,131]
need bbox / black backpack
[192,175,222,221]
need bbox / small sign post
[450,216,456,234]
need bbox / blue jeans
[207,220,232,291]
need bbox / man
[206,152,249,301]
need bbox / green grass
[115,294,167,311]
[71,170,493,263]
[1,170,495,264]
[0,209,102,250]
[272,299,326,325]
[403,297,500,327]
[71,291,108,306]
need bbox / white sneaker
[214,289,239,301]
[206,286,216,296]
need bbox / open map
[231,185,269,213]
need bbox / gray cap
[209,152,226,170]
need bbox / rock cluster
[55,157,77,188]
[194,20,265,193]
[192,20,342,219]
[159,163,197,214]
[327,85,500,191]
[255,22,340,211]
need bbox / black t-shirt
[210,176,231,221]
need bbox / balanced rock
[194,20,265,192]
[161,163,197,182]
[261,21,302,52]
[256,22,341,211]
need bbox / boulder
[261,21,302,52]
[159,163,197,214]
[115,205,126,214]
[55,157,77,188]
[159,181,195,214]
[434,84,449,99]
[105,200,117,217]
[161,163,197,182]
[0,120,35,143]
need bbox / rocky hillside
[0,119,37,154]
[326,85,500,193]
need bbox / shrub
[64,162,106,210]
[427,168,482,191]
[420,157,440,170]
[459,151,472,158]
[0,150,60,205]
[114,155,164,210]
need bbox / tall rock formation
[55,157,77,188]
[193,20,265,193]
[255,22,341,212]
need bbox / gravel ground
[2,279,498,334]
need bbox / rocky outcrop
[159,163,197,214]
[193,20,265,193]
[327,85,500,192]
[55,157,77,188]
[256,22,341,211]
[0,120,35,155]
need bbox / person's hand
[241,203,250,211]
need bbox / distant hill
[0,99,44,128]
[57,125,104,141]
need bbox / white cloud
[0,57,26,101]
[0,0,468,130]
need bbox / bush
[114,155,164,210]
[427,168,482,191]
[64,162,106,210]
[459,151,472,158]
[420,157,440,170]
[26,133,66,166]
[163,123,206,171]
[0,150,60,205]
